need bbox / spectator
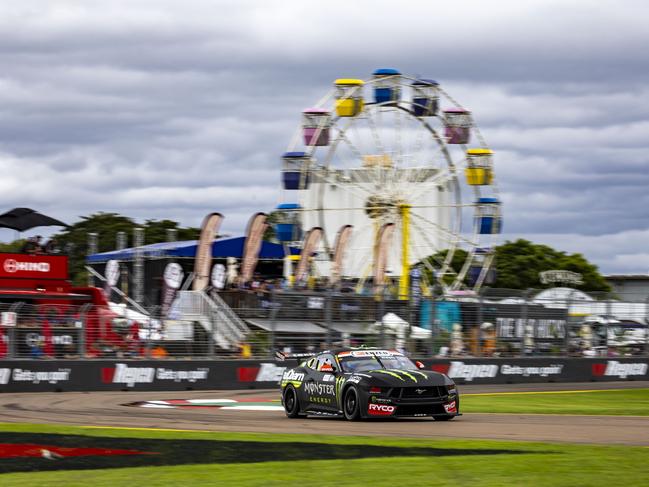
[43,237,61,254]
[21,236,43,254]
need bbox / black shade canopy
[0,208,67,232]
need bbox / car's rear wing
[274,351,317,362]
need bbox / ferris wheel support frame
[399,203,410,299]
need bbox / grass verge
[0,423,647,487]
[460,388,649,415]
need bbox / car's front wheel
[283,385,301,418]
[343,387,361,421]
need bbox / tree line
[0,212,611,292]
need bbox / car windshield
[338,352,416,373]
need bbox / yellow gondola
[465,148,493,185]
[334,79,364,117]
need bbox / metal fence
[1,288,648,360]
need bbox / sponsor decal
[308,396,334,405]
[370,396,392,404]
[3,259,50,273]
[443,400,457,414]
[156,368,208,382]
[346,375,363,384]
[282,370,305,382]
[304,382,335,396]
[101,364,208,387]
[500,364,564,377]
[338,350,403,358]
[447,361,498,381]
[11,368,71,384]
[367,403,395,416]
[322,374,335,382]
[592,361,648,379]
[102,364,155,386]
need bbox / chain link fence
[1,288,648,360]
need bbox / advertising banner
[331,224,353,286]
[193,213,223,291]
[373,223,395,292]
[161,262,184,317]
[0,253,68,280]
[0,358,647,392]
[295,227,323,285]
[240,212,268,284]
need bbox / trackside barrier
[0,357,647,392]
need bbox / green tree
[0,240,25,253]
[53,212,199,286]
[421,239,610,293]
[493,239,610,292]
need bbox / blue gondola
[475,198,502,234]
[282,152,310,190]
[411,79,439,117]
[372,68,401,105]
[275,203,303,242]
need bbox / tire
[283,386,301,418]
[343,387,361,421]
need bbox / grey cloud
[0,0,647,274]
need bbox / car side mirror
[415,361,425,370]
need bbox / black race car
[278,348,459,420]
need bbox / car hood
[348,369,451,387]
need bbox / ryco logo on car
[367,403,395,416]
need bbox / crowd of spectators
[20,235,62,255]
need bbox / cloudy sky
[0,0,647,274]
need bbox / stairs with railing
[173,290,249,350]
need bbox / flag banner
[240,212,268,284]
[161,263,184,317]
[331,224,353,286]
[295,227,323,285]
[193,213,223,291]
[373,222,395,292]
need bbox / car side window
[306,357,317,369]
[317,354,335,372]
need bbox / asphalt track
[1,381,648,446]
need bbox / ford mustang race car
[278,348,459,420]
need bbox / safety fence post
[325,288,332,349]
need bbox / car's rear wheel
[343,387,361,421]
[283,385,301,418]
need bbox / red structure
[0,253,122,357]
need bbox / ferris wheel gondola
[277,69,501,295]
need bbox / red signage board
[0,253,68,280]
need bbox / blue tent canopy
[86,236,299,263]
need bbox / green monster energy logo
[281,380,303,389]
[370,369,426,382]
[335,376,345,407]
[370,370,406,381]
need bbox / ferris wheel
[277,68,502,295]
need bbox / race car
[278,347,459,420]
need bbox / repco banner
[1,358,648,392]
